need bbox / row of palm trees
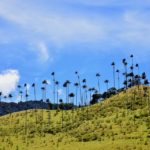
[0,54,148,110]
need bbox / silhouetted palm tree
[135,64,140,88]
[74,82,79,107]
[96,73,101,93]
[116,69,120,89]
[55,81,59,109]
[46,98,51,125]
[75,71,82,106]
[69,93,75,123]
[17,85,22,101]
[66,80,71,104]
[82,85,87,106]
[41,87,45,121]
[130,54,134,86]
[24,83,29,137]
[32,83,37,124]
[59,99,64,128]
[104,80,109,92]
[8,94,13,126]
[51,72,56,106]
[63,81,68,107]
[82,79,87,106]
[19,91,23,101]
[42,80,48,101]
[122,59,128,89]
[111,62,116,88]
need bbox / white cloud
[0,69,20,95]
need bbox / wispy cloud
[0,0,150,62]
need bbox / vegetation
[0,86,150,150]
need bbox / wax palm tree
[69,93,75,123]
[96,73,101,93]
[8,94,13,126]
[66,80,71,104]
[111,62,116,88]
[32,83,37,124]
[116,69,120,90]
[104,80,109,92]
[17,85,22,101]
[59,99,64,128]
[75,71,82,106]
[46,99,51,125]
[51,72,56,106]
[24,83,29,138]
[19,91,23,102]
[82,79,87,106]
[135,63,140,89]
[130,54,134,86]
[74,82,79,107]
[82,85,87,106]
[42,80,48,123]
[42,80,48,101]
[41,87,45,121]
[63,81,68,107]
[55,81,59,109]
[122,59,128,89]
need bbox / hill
[0,86,150,150]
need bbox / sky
[0,0,150,103]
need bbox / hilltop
[0,86,150,150]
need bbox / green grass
[0,86,150,150]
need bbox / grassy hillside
[0,86,150,150]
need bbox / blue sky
[0,0,150,103]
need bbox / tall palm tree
[75,71,82,106]
[8,94,13,126]
[116,69,120,90]
[46,99,51,126]
[32,83,36,101]
[55,81,59,109]
[104,80,109,92]
[122,59,128,89]
[17,85,22,101]
[66,80,71,104]
[74,82,79,107]
[24,83,29,138]
[59,99,64,128]
[69,93,75,123]
[63,81,68,108]
[96,73,101,93]
[111,62,116,88]
[135,64,140,88]
[51,72,56,106]
[129,55,134,86]
[41,87,45,122]
[19,91,23,102]
[82,79,87,106]
[32,83,37,124]
[82,85,87,106]
[42,80,48,101]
